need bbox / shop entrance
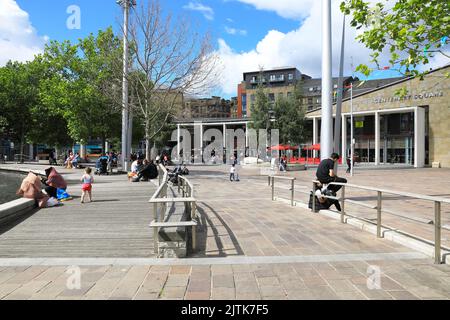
[380,112,415,165]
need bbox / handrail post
[271,176,275,201]
[291,179,295,207]
[153,203,158,254]
[377,191,382,238]
[340,185,345,223]
[434,201,441,264]
[178,176,181,193]
[312,182,316,213]
[268,175,271,186]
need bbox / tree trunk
[145,119,151,161]
[20,130,25,163]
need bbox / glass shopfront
[380,112,415,165]
[344,112,417,165]
[346,115,375,163]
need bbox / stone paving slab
[1,164,450,299]
[0,257,447,300]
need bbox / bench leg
[192,225,196,252]
[154,227,158,255]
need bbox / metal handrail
[14,153,34,163]
[268,175,296,207]
[310,180,447,264]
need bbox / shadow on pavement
[194,202,244,257]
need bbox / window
[308,105,314,111]
[250,94,255,102]
[287,92,292,98]
[316,98,321,104]
[251,76,257,83]
[334,84,338,89]
[308,97,313,104]
[309,87,314,92]
[288,73,294,80]
[270,74,276,81]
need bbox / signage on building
[374,91,444,104]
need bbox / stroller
[95,157,108,175]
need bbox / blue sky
[2,0,430,98]
[15,0,299,53]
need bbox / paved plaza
[0,163,449,300]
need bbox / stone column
[341,116,347,160]
[223,123,227,150]
[200,123,204,163]
[313,117,319,158]
[177,124,181,161]
[414,107,425,168]
[29,144,34,161]
[375,112,380,165]
[80,143,86,159]
[105,141,110,153]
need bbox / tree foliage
[249,70,271,131]
[273,84,307,146]
[341,0,450,78]
[126,0,218,159]
[38,28,122,146]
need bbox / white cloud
[216,0,404,96]
[235,0,315,20]
[225,26,247,36]
[183,1,214,21]
[0,0,48,66]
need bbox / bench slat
[149,197,196,203]
[149,220,197,228]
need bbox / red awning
[303,144,321,151]
[269,145,299,151]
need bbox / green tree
[0,61,38,160]
[341,0,450,78]
[273,99,306,146]
[273,84,307,146]
[38,28,123,150]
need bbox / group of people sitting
[128,158,159,182]
[64,152,80,169]
[16,167,69,208]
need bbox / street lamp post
[321,0,333,161]
[117,0,135,172]
[350,83,354,176]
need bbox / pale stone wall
[307,66,450,167]
[246,85,296,117]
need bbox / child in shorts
[80,167,94,203]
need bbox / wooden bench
[149,169,197,258]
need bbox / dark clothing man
[309,190,342,212]
[316,154,347,193]
[134,162,158,182]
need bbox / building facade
[306,65,450,168]
[182,96,235,119]
[238,67,309,117]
